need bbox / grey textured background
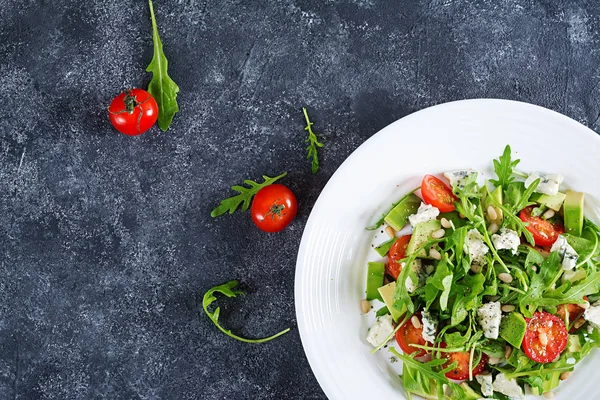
[1,0,600,399]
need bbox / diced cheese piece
[477,302,501,339]
[366,314,394,347]
[404,259,425,293]
[408,202,440,227]
[525,172,563,196]
[491,228,520,255]
[492,373,524,399]
[443,169,478,190]
[420,310,438,343]
[476,373,493,397]
[464,228,489,264]
[551,235,579,270]
[584,301,600,330]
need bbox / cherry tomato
[421,175,457,213]
[522,311,568,363]
[395,312,428,357]
[250,184,297,232]
[387,235,411,279]
[557,297,588,333]
[108,89,158,136]
[442,346,488,380]
[519,206,564,247]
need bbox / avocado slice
[366,262,385,301]
[378,282,405,322]
[531,192,566,212]
[406,219,442,257]
[374,237,397,257]
[499,312,527,348]
[564,190,585,237]
[384,193,421,231]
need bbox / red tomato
[522,311,568,363]
[108,89,158,136]
[442,347,488,380]
[250,184,297,232]
[557,297,588,333]
[387,235,411,279]
[395,312,428,357]
[519,206,564,247]
[421,175,457,212]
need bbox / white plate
[294,99,600,400]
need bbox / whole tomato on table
[251,184,297,232]
[108,88,158,136]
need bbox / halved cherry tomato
[250,184,297,232]
[556,296,588,333]
[421,175,457,213]
[387,235,411,279]
[522,311,568,363]
[108,88,158,136]
[442,346,488,380]
[519,206,564,247]
[395,312,427,357]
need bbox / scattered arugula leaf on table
[211,172,287,217]
[147,0,180,131]
[302,107,324,174]
[203,280,290,343]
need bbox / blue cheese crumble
[366,314,394,347]
[443,169,478,190]
[420,310,438,343]
[477,302,501,339]
[408,202,440,227]
[491,228,520,255]
[404,259,434,293]
[584,301,600,330]
[550,235,579,270]
[492,373,524,399]
[464,228,489,265]
[475,373,493,397]
[524,172,563,196]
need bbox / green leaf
[302,107,324,174]
[504,180,539,213]
[210,172,287,217]
[202,280,290,343]
[425,255,453,311]
[147,0,180,131]
[490,145,520,188]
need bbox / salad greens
[203,280,290,343]
[363,145,600,399]
[302,107,324,174]
[210,172,287,217]
[147,0,180,131]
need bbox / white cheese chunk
[584,300,600,330]
[420,310,438,343]
[491,228,521,255]
[476,373,493,397]
[465,228,489,264]
[366,314,394,347]
[492,373,524,399]
[404,259,425,293]
[477,302,501,339]
[408,202,440,227]
[550,235,579,270]
[524,172,563,196]
[443,169,478,190]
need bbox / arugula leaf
[484,185,535,245]
[504,180,539,213]
[490,145,520,187]
[302,107,324,174]
[210,172,287,217]
[202,280,290,343]
[147,0,180,131]
[424,254,453,311]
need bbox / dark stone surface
[1,0,600,398]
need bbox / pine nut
[458,213,465,219]
[360,299,370,313]
[431,229,445,239]
[543,392,555,399]
[488,356,500,365]
[487,205,498,221]
[505,345,512,359]
[531,265,537,272]
[573,317,586,330]
[488,222,499,235]
[411,315,422,329]
[501,304,515,313]
[429,248,442,260]
[441,217,452,229]
[498,273,513,284]
[470,264,482,273]
[560,371,571,381]
[543,209,555,219]
[539,331,548,346]
[385,225,396,239]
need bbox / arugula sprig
[490,144,520,187]
[202,280,290,343]
[302,107,324,174]
[210,172,287,217]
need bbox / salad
[363,145,600,399]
